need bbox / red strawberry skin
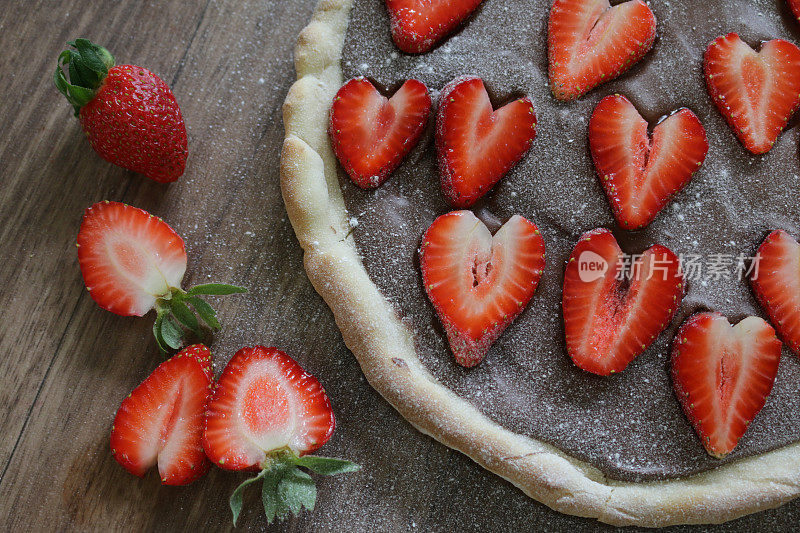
[330,77,431,188]
[548,0,656,101]
[589,95,708,229]
[80,64,187,182]
[420,210,545,367]
[436,76,537,208]
[111,344,213,485]
[704,33,800,154]
[562,228,683,375]
[790,0,800,22]
[203,346,335,471]
[671,312,781,458]
[751,229,800,356]
[385,0,484,54]
[77,201,187,316]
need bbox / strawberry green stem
[153,283,247,353]
[228,449,360,526]
[54,38,115,115]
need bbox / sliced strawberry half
[203,346,359,525]
[385,0,484,54]
[329,77,431,189]
[562,228,683,375]
[751,230,800,356]
[110,344,213,485]
[77,201,245,351]
[548,0,656,101]
[671,312,781,458]
[78,200,187,316]
[589,95,708,229]
[436,76,537,208]
[704,33,800,154]
[420,210,545,367]
[203,346,335,469]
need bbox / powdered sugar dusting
[340,0,800,481]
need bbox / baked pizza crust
[279,0,800,526]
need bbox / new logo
[578,251,608,282]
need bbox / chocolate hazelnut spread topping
[339,0,800,481]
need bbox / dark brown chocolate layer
[339,0,800,481]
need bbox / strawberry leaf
[187,283,247,296]
[261,464,288,523]
[72,56,101,90]
[294,455,361,475]
[67,57,86,89]
[187,296,221,330]
[66,85,95,111]
[261,473,279,523]
[54,39,115,113]
[227,452,359,526]
[160,315,183,350]
[153,312,169,353]
[276,467,316,518]
[53,53,72,98]
[149,283,244,351]
[170,300,201,336]
[229,470,267,527]
[71,38,111,78]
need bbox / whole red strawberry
[54,39,187,182]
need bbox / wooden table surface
[1,1,798,531]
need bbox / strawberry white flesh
[111,344,213,485]
[704,33,800,154]
[562,228,683,375]
[203,346,335,471]
[420,210,545,367]
[751,230,800,356]
[436,76,537,207]
[671,313,781,458]
[385,0,484,54]
[548,0,656,100]
[329,77,431,189]
[589,95,708,229]
[77,201,186,316]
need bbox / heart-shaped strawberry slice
[329,77,431,189]
[589,95,709,230]
[548,0,657,101]
[436,76,537,208]
[705,33,800,154]
[751,229,800,356]
[420,210,545,367]
[562,228,683,375]
[385,0,484,54]
[671,312,781,458]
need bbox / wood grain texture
[0,0,797,531]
